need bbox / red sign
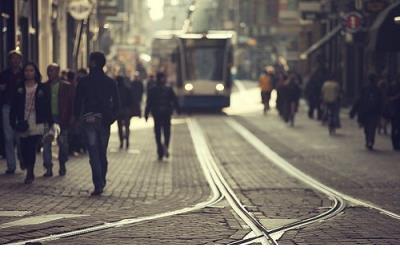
[344,12,363,33]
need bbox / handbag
[15,90,35,133]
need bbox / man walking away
[74,52,120,196]
[0,50,23,174]
[350,74,383,151]
[322,73,341,134]
[145,72,180,161]
[305,66,327,120]
[42,64,75,177]
[116,75,133,149]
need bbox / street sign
[343,12,364,33]
[68,0,93,20]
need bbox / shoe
[24,175,35,185]
[164,145,169,158]
[43,169,53,177]
[90,189,103,196]
[5,169,15,175]
[158,155,163,161]
[59,164,66,176]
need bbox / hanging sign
[343,12,364,33]
[68,0,93,20]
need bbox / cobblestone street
[1,82,400,245]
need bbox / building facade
[0,0,100,74]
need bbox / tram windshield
[183,39,227,81]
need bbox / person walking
[69,68,88,155]
[42,64,75,177]
[0,50,24,174]
[378,77,390,135]
[145,72,180,161]
[259,67,274,114]
[131,72,144,109]
[285,73,302,126]
[10,63,52,184]
[321,73,341,135]
[350,74,383,150]
[305,66,328,120]
[116,75,134,149]
[74,52,120,196]
[388,75,400,151]
[146,74,156,94]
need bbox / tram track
[8,118,275,245]
[10,115,397,245]
[225,117,400,244]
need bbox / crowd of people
[0,50,180,196]
[259,61,400,151]
[259,64,302,127]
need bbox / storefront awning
[368,2,400,52]
[300,25,342,60]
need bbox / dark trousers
[308,95,322,120]
[391,117,400,150]
[43,128,69,169]
[117,118,131,147]
[154,114,171,157]
[363,116,379,147]
[85,125,110,191]
[20,135,41,167]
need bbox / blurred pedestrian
[67,70,76,87]
[42,63,75,177]
[321,73,341,134]
[145,72,180,161]
[131,72,144,122]
[276,74,288,119]
[74,52,120,196]
[259,66,274,115]
[0,50,23,174]
[377,77,390,135]
[388,74,400,151]
[146,74,156,94]
[305,66,328,120]
[61,70,68,81]
[116,75,133,149]
[69,68,88,155]
[284,73,302,126]
[10,62,52,184]
[350,73,383,150]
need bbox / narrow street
[1,81,399,245]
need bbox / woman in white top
[10,63,52,184]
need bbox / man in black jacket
[0,50,23,174]
[350,73,383,150]
[145,72,180,160]
[74,52,120,196]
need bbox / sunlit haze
[148,0,164,21]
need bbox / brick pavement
[197,116,332,222]
[235,110,400,214]
[48,207,246,245]
[229,81,400,244]
[0,121,245,244]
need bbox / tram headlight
[184,83,194,91]
[216,84,225,91]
